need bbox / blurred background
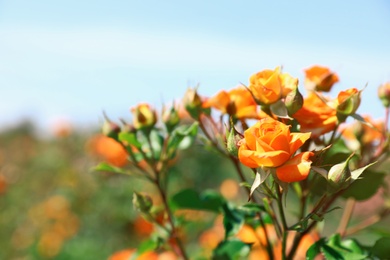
[1,0,390,259]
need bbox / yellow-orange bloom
[238,118,313,182]
[304,65,339,92]
[203,86,260,119]
[293,92,338,138]
[249,67,298,105]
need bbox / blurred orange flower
[238,117,313,182]
[341,115,384,149]
[203,86,260,119]
[304,65,339,92]
[108,249,178,260]
[88,134,128,167]
[249,67,298,105]
[293,92,337,138]
[236,224,318,260]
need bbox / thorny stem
[337,199,356,237]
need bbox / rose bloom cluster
[198,65,363,183]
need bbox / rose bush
[96,65,390,260]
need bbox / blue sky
[1,0,390,132]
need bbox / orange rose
[293,92,338,138]
[304,65,339,92]
[249,67,298,105]
[202,86,259,119]
[238,118,313,182]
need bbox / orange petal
[238,147,261,168]
[276,152,314,182]
[289,132,311,154]
[248,150,290,168]
[202,91,230,113]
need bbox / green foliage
[307,234,369,260]
[212,239,251,260]
[169,189,225,212]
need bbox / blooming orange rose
[293,92,338,138]
[304,65,339,92]
[202,86,260,119]
[249,67,298,105]
[238,118,313,182]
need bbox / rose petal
[289,132,311,154]
[276,152,314,182]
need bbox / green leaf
[222,203,245,238]
[167,122,198,158]
[307,235,368,260]
[270,99,292,119]
[249,168,270,199]
[350,161,378,181]
[147,130,164,159]
[306,238,326,260]
[350,113,375,128]
[323,139,351,166]
[342,170,385,201]
[212,239,251,260]
[134,238,162,257]
[169,189,225,212]
[92,162,129,175]
[370,237,390,259]
[118,131,142,148]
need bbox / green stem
[282,231,288,260]
[154,177,189,260]
[276,184,288,231]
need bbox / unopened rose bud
[133,192,153,213]
[284,87,303,115]
[327,156,352,193]
[131,103,157,132]
[162,105,180,132]
[183,88,203,119]
[378,82,390,108]
[102,114,121,140]
[336,88,361,122]
[226,126,243,157]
